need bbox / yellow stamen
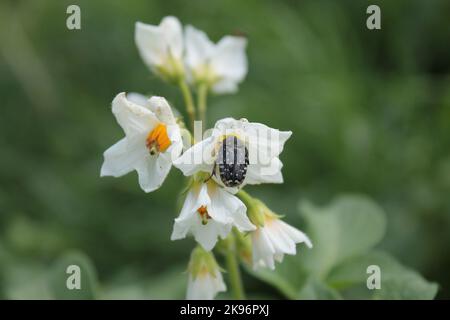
[197,206,211,225]
[146,123,171,155]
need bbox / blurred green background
[0,0,449,299]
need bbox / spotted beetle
[210,135,249,188]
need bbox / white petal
[212,79,239,94]
[127,92,151,108]
[210,36,247,93]
[245,157,284,185]
[212,270,227,292]
[209,186,255,232]
[127,92,181,128]
[252,229,276,270]
[230,206,256,232]
[213,117,243,131]
[193,218,231,251]
[173,137,216,176]
[170,219,191,242]
[160,16,184,60]
[186,276,201,300]
[135,152,172,193]
[185,25,215,70]
[187,273,225,300]
[148,96,176,125]
[206,183,234,224]
[212,118,290,154]
[135,17,183,69]
[171,183,210,242]
[265,221,297,255]
[245,122,292,161]
[187,275,211,300]
[135,21,166,67]
[278,220,313,249]
[176,183,210,223]
[112,92,159,137]
[100,135,146,177]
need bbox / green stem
[197,83,208,128]
[178,80,196,131]
[237,190,265,227]
[225,234,245,300]
[237,190,255,209]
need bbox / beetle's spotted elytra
[211,135,249,188]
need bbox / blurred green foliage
[249,195,438,299]
[0,0,449,299]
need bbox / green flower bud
[188,246,222,280]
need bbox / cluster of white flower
[101,16,312,300]
[135,16,247,93]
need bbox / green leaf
[0,244,7,299]
[4,263,52,299]
[249,194,387,298]
[327,250,402,288]
[248,195,437,300]
[244,254,309,299]
[143,267,187,299]
[327,251,438,299]
[49,251,98,300]
[100,265,187,299]
[299,194,386,277]
[297,277,342,300]
[373,272,438,300]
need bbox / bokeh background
[0,0,449,299]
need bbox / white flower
[252,214,312,270]
[186,247,226,300]
[101,92,183,192]
[185,25,248,93]
[135,16,184,81]
[173,117,292,193]
[187,269,226,300]
[171,180,255,251]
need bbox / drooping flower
[186,246,226,300]
[135,16,184,82]
[101,92,183,192]
[171,178,255,251]
[249,199,312,270]
[185,25,248,94]
[173,117,292,193]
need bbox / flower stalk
[197,83,208,127]
[237,190,264,227]
[178,79,196,131]
[225,234,245,300]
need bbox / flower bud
[249,200,312,270]
[186,246,226,300]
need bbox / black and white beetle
[208,135,249,187]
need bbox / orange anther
[146,123,171,154]
[197,206,211,225]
